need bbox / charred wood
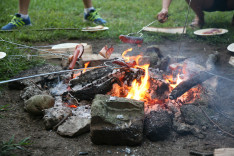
[70,66,113,87]
[169,52,219,100]
[66,77,120,100]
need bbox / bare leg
[185,0,214,28]
[19,0,30,15]
[83,0,92,8]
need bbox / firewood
[169,52,219,100]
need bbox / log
[169,52,219,100]
[169,71,212,100]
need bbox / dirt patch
[0,38,234,156]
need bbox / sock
[84,7,94,14]
[19,14,29,19]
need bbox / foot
[84,9,106,25]
[1,13,31,30]
[189,18,204,28]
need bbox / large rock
[144,110,172,141]
[24,95,55,115]
[90,94,144,146]
[57,116,90,137]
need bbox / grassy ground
[0,0,233,81]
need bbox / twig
[68,93,79,106]
[53,112,72,131]
[30,80,43,91]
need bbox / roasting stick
[0,66,106,84]
[0,37,69,57]
[176,0,192,63]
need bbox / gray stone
[90,94,144,146]
[24,95,55,115]
[173,119,205,138]
[20,85,46,101]
[57,116,90,137]
[173,119,193,134]
[144,110,172,141]
[43,106,72,130]
[180,104,208,126]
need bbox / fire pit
[14,45,219,145]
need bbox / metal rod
[0,66,106,84]
[0,38,68,56]
[176,0,192,62]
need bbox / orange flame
[73,62,90,79]
[165,74,183,89]
[120,48,151,101]
[126,64,150,101]
[170,74,183,88]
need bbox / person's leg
[185,0,214,28]
[19,0,30,15]
[1,0,31,30]
[83,0,92,8]
[83,0,106,25]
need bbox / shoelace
[10,15,25,27]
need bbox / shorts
[204,0,228,12]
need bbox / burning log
[169,52,219,100]
[70,66,114,87]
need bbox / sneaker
[84,9,106,25]
[1,13,31,30]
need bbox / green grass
[0,136,31,156]
[0,0,233,80]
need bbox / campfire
[66,47,203,112]
[18,45,219,145]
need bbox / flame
[126,64,150,101]
[73,62,90,79]
[120,48,151,101]
[170,74,183,88]
[165,74,183,89]
[109,48,202,110]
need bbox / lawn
[0,0,233,81]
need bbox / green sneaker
[84,9,107,25]
[1,13,31,30]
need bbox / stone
[180,104,208,127]
[24,94,55,115]
[144,110,172,141]
[57,116,90,137]
[173,119,205,138]
[90,94,144,146]
[20,85,46,101]
[43,106,72,130]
